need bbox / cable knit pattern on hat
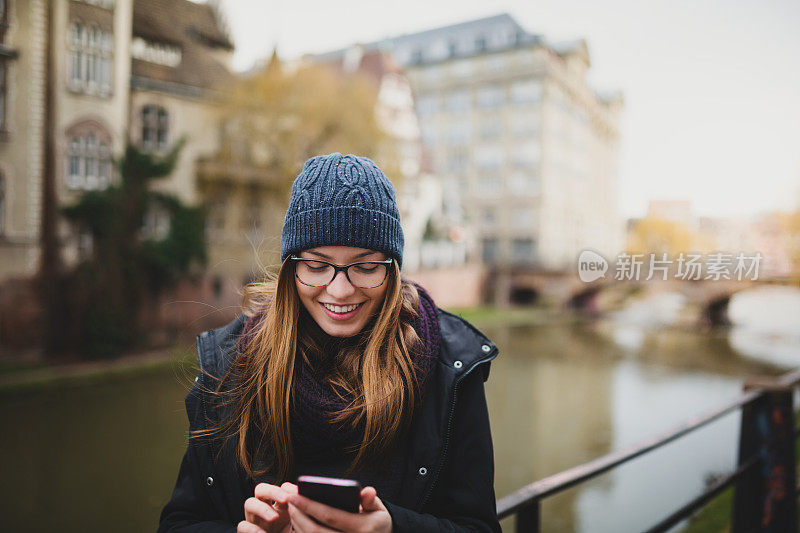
[281,153,405,268]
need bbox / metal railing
[497,368,800,532]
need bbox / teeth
[323,303,360,314]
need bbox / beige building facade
[0,0,234,281]
[329,14,624,272]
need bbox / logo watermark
[577,251,763,282]
[578,250,609,282]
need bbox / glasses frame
[289,256,394,288]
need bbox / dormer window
[131,37,182,67]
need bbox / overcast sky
[212,0,800,218]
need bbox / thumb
[360,486,384,512]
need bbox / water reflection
[728,286,800,367]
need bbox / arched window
[65,122,112,190]
[69,21,113,96]
[141,105,168,151]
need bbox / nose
[325,270,356,300]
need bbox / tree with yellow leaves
[217,53,389,197]
[627,216,696,256]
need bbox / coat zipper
[418,349,498,510]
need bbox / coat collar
[196,308,498,384]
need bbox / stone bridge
[485,267,797,326]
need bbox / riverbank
[0,346,195,394]
[0,305,550,393]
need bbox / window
[508,171,540,194]
[512,238,535,264]
[474,144,504,171]
[419,120,438,147]
[477,85,504,109]
[130,37,182,67]
[79,0,116,8]
[205,198,227,240]
[450,59,474,79]
[475,36,487,53]
[446,119,470,145]
[482,209,496,227]
[508,111,541,136]
[479,116,503,140]
[511,139,541,169]
[66,129,112,190]
[142,203,171,241]
[486,56,507,74]
[476,175,502,195]
[481,238,498,263]
[445,147,469,173]
[69,21,113,96]
[415,95,439,117]
[511,80,543,104]
[512,207,537,230]
[445,90,470,112]
[141,105,168,151]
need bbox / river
[1,286,798,532]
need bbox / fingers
[255,482,291,505]
[359,486,377,512]
[237,519,267,533]
[244,496,280,529]
[287,493,359,531]
[361,486,387,513]
[280,481,299,495]
[287,502,339,533]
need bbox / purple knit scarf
[240,284,440,466]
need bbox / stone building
[318,13,624,272]
[0,0,234,280]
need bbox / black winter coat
[158,308,501,532]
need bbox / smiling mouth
[321,302,364,314]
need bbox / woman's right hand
[238,482,298,533]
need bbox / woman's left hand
[286,486,392,533]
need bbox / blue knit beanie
[281,153,404,268]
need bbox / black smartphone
[297,475,362,514]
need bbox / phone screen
[297,475,362,514]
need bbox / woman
[159,153,500,532]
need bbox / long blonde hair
[195,257,426,482]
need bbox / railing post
[732,380,797,533]
[516,500,540,533]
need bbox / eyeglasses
[289,256,393,289]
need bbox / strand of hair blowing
[196,260,427,483]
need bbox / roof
[317,46,404,86]
[131,0,234,93]
[312,12,541,68]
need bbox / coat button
[418,467,428,476]
[481,344,491,353]
[453,360,463,369]
[206,476,214,486]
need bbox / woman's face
[293,246,391,338]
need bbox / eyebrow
[305,250,379,261]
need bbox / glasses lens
[295,260,334,286]
[348,262,388,288]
